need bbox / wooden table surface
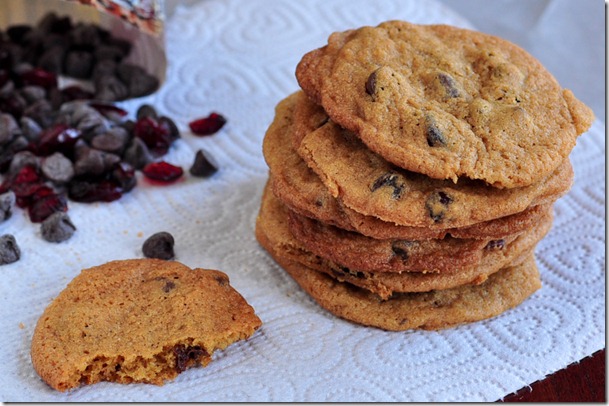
[499,349,605,402]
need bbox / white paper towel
[0,0,604,401]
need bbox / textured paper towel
[0,0,604,402]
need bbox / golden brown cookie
[298,119,573,228]
[256,181,551,298]
[258,229,541,331]
[31,259,262,392]
[296,20,594,188]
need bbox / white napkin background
[0,0,604,402]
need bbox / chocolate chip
[20,116,42,142]
[485,239,505,250]
[23,99,53,128]
[365,68,379,96]
[425,117,446,147]
[123,136,153,170]
[142,231,175,260]
[40,212,76,242]
[158,116,180,141]
[19,85,46,104]
[64,50,94,79]
[9,150,40,175]
[136,104,158,120]
[391,241,411,262]
[425,191,453,223]
[189,149,218,178]
[74,148,119,176]
[90,127,128,154]
[0,113,22,145]
[0,191,15,222]
[173,344,207,373]
[0,234,20,265]
[370,172,404,199]
[94,74,129,101]
[162,280,176,293]
[41,152,74,183]
[437,72,460,98]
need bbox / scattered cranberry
[68,179,123,203]
[20,68,58,89]
[34,124,81,156]
[142,161,183,183]
[133,116,172,155]
[27,189,68,223]
[89,102,128,120]
[61,85,94,102]
[189,112,227,136]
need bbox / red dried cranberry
[189,113,227,136]
[142,161,183,183]
[133,117,172,155]
[27,190,67,223]
[34,124,81,156]
[89,102,128,119]
[20,68,58,89]
[7,165,44,203]
[61,85,94,101]
[68,179,122,203]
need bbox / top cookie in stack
[256,20,594,331]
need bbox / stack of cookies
[256,21,594,331]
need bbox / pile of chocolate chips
[1,12,159,101]
[0,15,223,264]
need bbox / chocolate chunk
[40,212,76,242]
[437,72,460,98]
[425,117,446,147]
[365,68,379,96]
[142,231,175,260]
[370,172,404,199]
[485,239,505,250]
[173,344,207,373]
[0,191,15,222]
[425,191,453,222]
[189,149,218,177]
[0,234,20,265]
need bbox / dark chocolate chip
[0,113,22,145]
[0,234,20,265]
[41,152,74,183]
[425,191,453,223]
[370,172,404,199]
[425,117,446,147]
[64,50,94,79]
[158,116,180,141]
[142,231,175,260]
[136,104,158,120]
[365,68,379,96]
[94,74,129,101]
[391,241,412,262]
[173,344,207,373]
[189,149,218,178]
[9,150,40,175]
[485,239,505,250]
[40,212,76,242]
[162,280,176,293]
[0,191,15,222]
[123,137,153,170]
[437,72,460,98]
[20,116,42,142]
[90,127,128,154]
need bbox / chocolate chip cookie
[31,259,262,392]
[296,21,594,188]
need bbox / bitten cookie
[31,259,262,392]
[296,21,594,188]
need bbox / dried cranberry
[68,179,122,203]
[27,189,68,223]
[61,85,94,102]
[142,161,183,183]
[189,113,226,136]
[6,165,43,200]
[20,68,58,89]
[89,102,128,119]
[134,117,172,155]
[34,124,81,156]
